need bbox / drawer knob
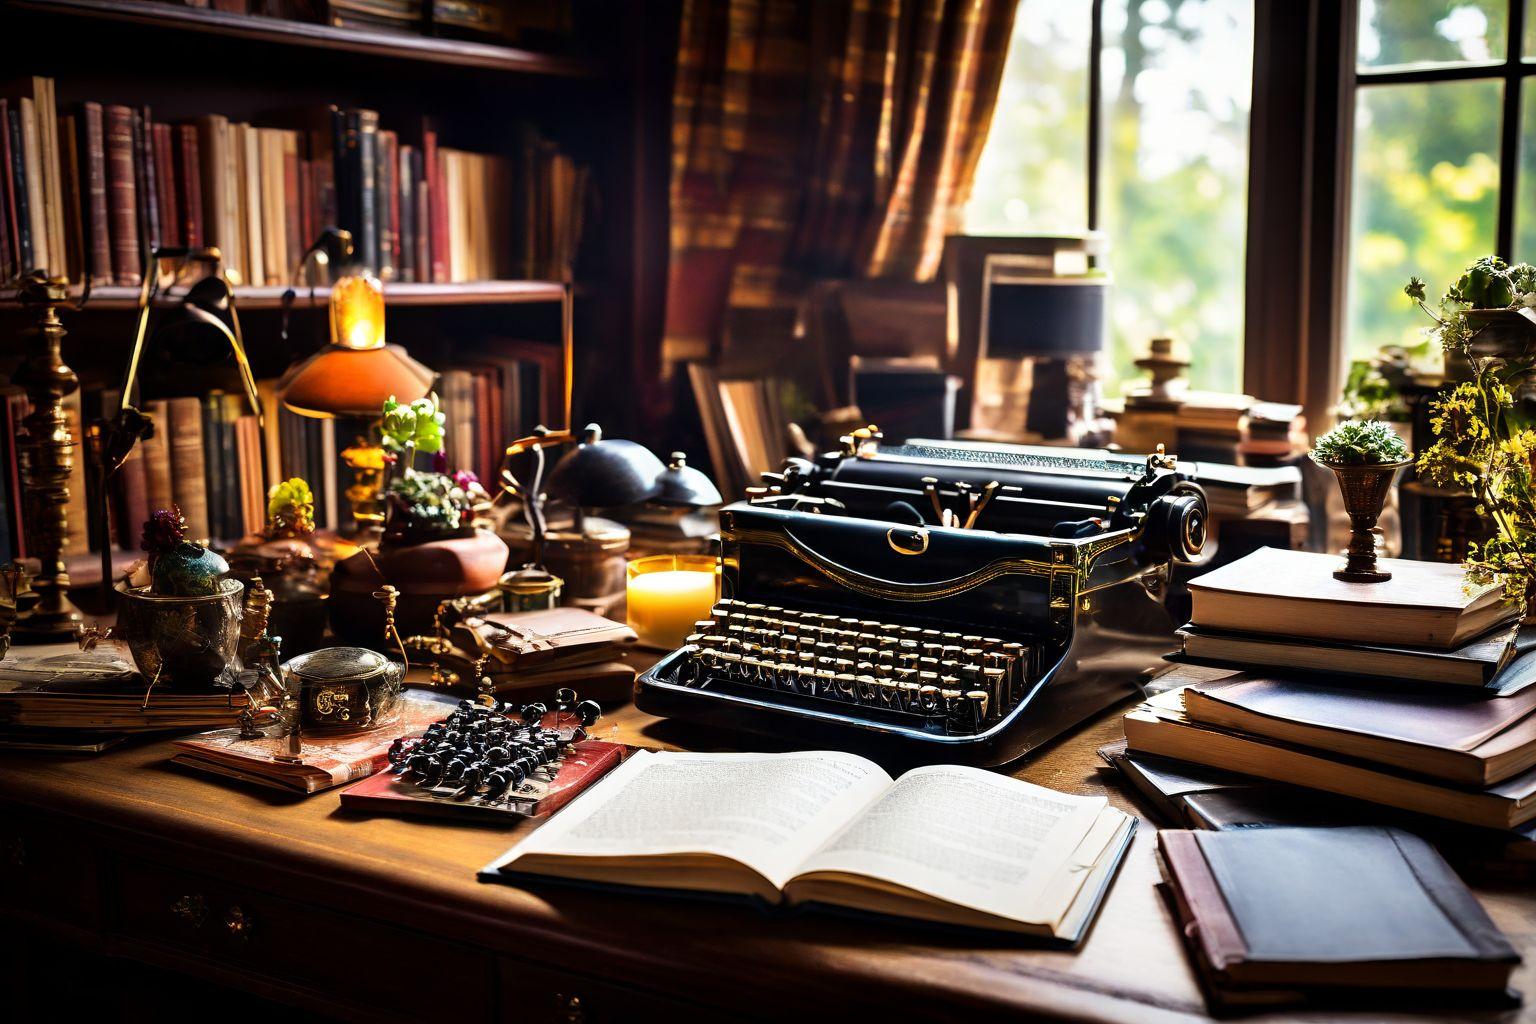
[170,893,207,928]
[223,904,254,941]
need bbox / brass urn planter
[1317,458,1413,583]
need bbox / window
[1343,0,1536,367]
[966,0,1255,395]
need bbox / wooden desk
[2,698,1533,1023]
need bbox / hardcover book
[1157,826,1519,1011]
[1187,546,1518,648]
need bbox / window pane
[1527,0,1535,58]
[1357,0,1507,70]
[1344,80,1502,367]
[964,0,1091,233]
[1099,0,1253,395]
[1520,78,1536,259]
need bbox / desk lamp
[277,230,434,534]
[979,256,1110,444]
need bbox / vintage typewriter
[636,430,1209,766]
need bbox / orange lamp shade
[277,274,434,418]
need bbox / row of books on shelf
[0,351,547,563]
[1111,546,1532,1011]
[0,75,588,289]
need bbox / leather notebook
[1158,826,1519,1010]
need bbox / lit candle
[627,560,718,650]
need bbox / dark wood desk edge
[0,757,1209,1024]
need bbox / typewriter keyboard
[667,599,1035,735]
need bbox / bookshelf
[0,0,676,568]
[9,0,602,77]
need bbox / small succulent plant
[265,477,316,538]
[1311,420,1410,466]
[381,394,445,468]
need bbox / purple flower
[433,450,449,474]
[453,469,480,490]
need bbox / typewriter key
[918,684,941,715]
[896,680,922,711]
[833,672,858,700]
[966,691,989,731]
[854,674,879,703]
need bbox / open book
[480,750,1134,943]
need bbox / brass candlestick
[10,273,85,640]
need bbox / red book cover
[423,126,447,283]
[81,102,112,282]
[0,98,15,279]
[340,738,625,820]
[176,124,202,249]
[153,122,180,248]
[282,137,302,276]
[103,104,140,285]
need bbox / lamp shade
[547,424,665,508]
[277,344,434,418]
[983,278,1107,359]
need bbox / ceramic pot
[114,578,244,688]
[327,529,510,648]
[1318,458,1413,583]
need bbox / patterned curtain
[663,0,1017,367]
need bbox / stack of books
[450,607,637,699]
[1117,547,1535,845]
[0,75,588,287]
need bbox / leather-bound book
[0,99,16,278]
[176,124,202,248]
[114,417,150,551]
[152,122,179,248]
[397,143,415,282]
[58,112,84,283]
[377,128,397,280]
[136,108,160,253]
[281,131,302,278]
[5,104,30,274]
[413,148,430,280]
[17,96,49,276]
[103,105,139,285]
[423,123,446,282]
[140,399,174,517]
[80,103,112,282]
[1157,826,1519,1012]
[238,123,264,287]
[167,396,210,542]
[258,129,284,285]
[355,109,379,272]
[195,115,231,280]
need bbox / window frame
[1246,0,1535,431]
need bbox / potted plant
[328,395,509,648]
[228,478,326,655]
[1411,257,1536,605]
[1311,420,1413,583]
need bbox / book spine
[177,124,203,248]
[202,394,226,542]
[103,105,140,285]
[240,123,264,287]
[283,133,302,277]
[142,398,174,517]
[18,98,49,276]
[81,103,112,283]
[0,99,16,279]
[423,126,446,283]
[398,144,415,283]
[58,113,85,284]
[298,155,314,261]
[136,107,160,253]
[167,396,210,542]
[2,392,27,559]
[154,122,180,248]
[8,108,32,275]
[39,78,66,279]
[413,149,430,280]
[356,109,378,274]
[377,128,397,280]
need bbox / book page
[790,765,1109,927]
[490,750,892,889]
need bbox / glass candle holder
[626,554,719,650]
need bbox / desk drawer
[0,807,98,928]
[498,958,749,1023]
[108,858,495,1021]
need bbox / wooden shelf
[8,0,600,76]
[0,280,566,311]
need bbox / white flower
[1521,292,1536,308]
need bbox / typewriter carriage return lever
[635,431,1207,766]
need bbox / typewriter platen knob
[1145,484,1207,563]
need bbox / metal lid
[284,646,388,684]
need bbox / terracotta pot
[327,530,510,649]
[1318,458,1413,583]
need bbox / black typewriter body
[636,436,1208,767]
